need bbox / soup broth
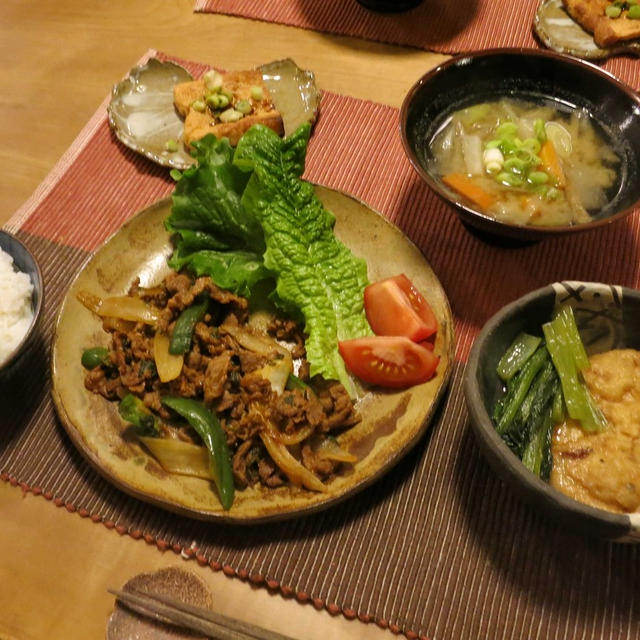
[428,98,620,227]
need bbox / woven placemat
[194,0,640,89]
[3,51,640,640]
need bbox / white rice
[0,247,34,366]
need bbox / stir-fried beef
[84,273,360,491]
[269,317,306,360]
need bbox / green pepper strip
[169,296,209,355]
[162,396,235,510]
[119,394,159,436]
[285,373,309,391]
[81,346,110,369]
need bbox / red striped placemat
[194,0,640,89]
[3,50,640,640]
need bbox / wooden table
[0,2,447,638]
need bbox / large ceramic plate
[51,186,455,523]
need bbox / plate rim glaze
[50,186,456,524]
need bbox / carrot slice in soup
[539,140,566,188]
[442,173,495,211]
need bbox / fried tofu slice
[594,13,640,45]
[562,0,640,46]
[173,69,284,148]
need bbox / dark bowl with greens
[463,281,640,541]
[400,49,640,243]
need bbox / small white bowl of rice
[0,231,43,374]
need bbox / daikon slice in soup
[428,99,620,227]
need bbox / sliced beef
[84,271,360,492]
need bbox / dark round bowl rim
[0,229,44,371]
[463,281,640,537]
[399,47,640,238]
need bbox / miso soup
[428,99,620,227]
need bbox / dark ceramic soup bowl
[0,230,44,376]
[400,49,640,242]
[463,281,640,540]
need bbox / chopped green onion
[203,70,224,91]
[165,139,179,153]
[514,148,538,165]
[504,157,527,173]
[485,139,502,150]
[500,138,520,154]
[235,99,252,115]
[534,119,546,142]
[606,4,623,16]
[218,108,244,123]
[496,122,518,137]
[250,85,264,101]
[191,100,206,113]
[528,171,550,185]
[628,4,640,17]
[206,93,229,109]
[497,171,524,187]
[521,137,541,154]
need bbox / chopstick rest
[109,587,298,640]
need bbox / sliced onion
[545,122,572,159]
[222,323,288,358]
[77,291,160,325]
[139,436,212,479]
[462,134,483,176]
[223,323,293,394]
[153,332,184,382]
[259,431,327,492]
[254,357,293,395]
[313,436,357,464]
[267,422,315,446]
[247,310,273,334]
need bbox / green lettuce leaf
[168,247,273,298]
[166,125,371,394]
[233,124,372,393]
[166,135,264,253]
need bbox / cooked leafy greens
[165,124,372,395]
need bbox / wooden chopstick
[109,587,299,640]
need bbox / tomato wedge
[364,274,437,343]
[338,336,439,388]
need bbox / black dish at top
[400,48,640,243]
